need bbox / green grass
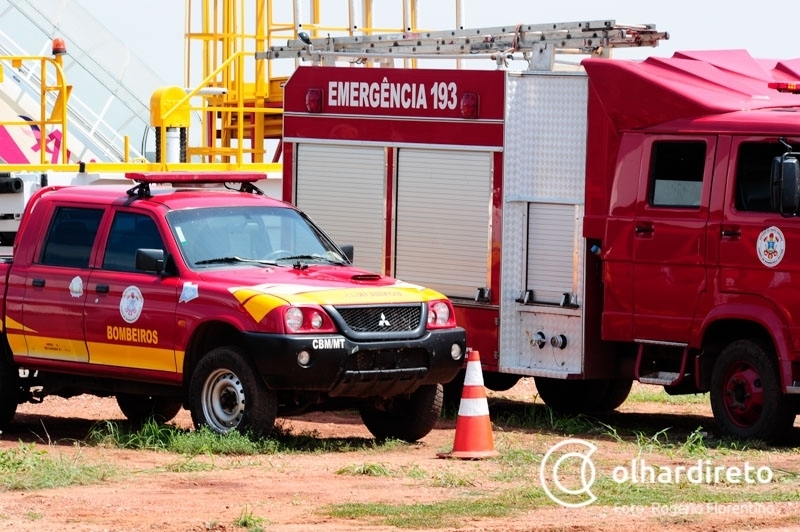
[232,505,267,531]
[0,442,116,491]
[87,419,405,456]
[325,478,800,529]
[627,387,708,405]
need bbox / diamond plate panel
[503,73,587,202]
[499,72,589,376]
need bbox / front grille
[335,305,422,333]
[325,304,426,341]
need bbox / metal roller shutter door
[295,144,386,274]
[395,148,491,299]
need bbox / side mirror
[771,155,800,214]
[339,245,354,263]
[135,248,166,273]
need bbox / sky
[72,0,800,87]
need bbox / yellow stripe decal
[5,315,36,333]
[25,336,89,362]
[87,342,178,372]
[6,333,27,356]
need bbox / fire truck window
[41,207,103,268]
[103,212,165,272]
[735,142,786,212]
[649,141,706,208]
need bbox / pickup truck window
[102,212,165,272]
[40,207,103,268]
[649,140,706,208]
[167,206,343,268]
[734,141,786,212]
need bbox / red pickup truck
[0,172,466,441]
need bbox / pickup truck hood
[195,264,443,310]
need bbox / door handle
[95,284,110,294]
[31,278,45,287]
[721,226,741,238]
[634,224,654,235]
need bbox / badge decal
[120,286,144,323]
[757,226,785,267]
[179,282,199,303]
[69,276,83,298]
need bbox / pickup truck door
[632,137,715,343]
[14,206,104,364]
[85,210,179,380]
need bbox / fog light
[297,350,311,366]
[450,344,463,360]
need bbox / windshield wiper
[195,256,277,266]
[277,254,349,265]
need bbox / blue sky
[74,0,800,86]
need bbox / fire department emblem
[757,226,785,267]
[120,286,144,323]
[69,276,83,298]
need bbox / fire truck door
[632,138,715,343]
[85,211,178,374]
[16,206,104,363]
[718,139,800,345]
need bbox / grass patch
[232,505,267,531]
[0,442,115,491]
[325,478,800,529]
[337,463,394,477]
[490,403,603,434]
[87,419,402,456]
[627,387,708,405]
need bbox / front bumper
[242,327,466,397]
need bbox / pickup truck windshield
[167,206,347,269]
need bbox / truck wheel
[710,339,794,442]
[595,379,633,411]
[116,394,183,424]
[0,359,19,429]
[188,346,277,437]
[483,373,522,392]
[533,377,611,413]
[359,384,443,442]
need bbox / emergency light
[124,172,266,197]
[768,82,800,94]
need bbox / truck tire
[188,346,277,437]
[116,394,183,424]
[0,359,19,429]
[483,373,522,392]
[533,377,617,414]
[595,379,633,412]
[359,384,443,442]
[710,339,795,442]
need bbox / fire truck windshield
[166,206,348,269]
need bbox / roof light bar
[125,172,265,184]
[124,172,267,198]
[768,82,800,94]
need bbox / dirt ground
[0,379,798,532]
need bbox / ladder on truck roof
[258,20,669,70]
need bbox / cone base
[436,449,500,460]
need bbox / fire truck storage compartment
[295,143,386,274]
[498,71,588,378]
[395,148,492,300]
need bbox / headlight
[285,307,304,332]
[427,301,451,326]
[310,311,324,329]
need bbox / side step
[639,371,681,385]
[634,343,690,387]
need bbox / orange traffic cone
[437,350,499,459]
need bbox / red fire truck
[264,21,800,441]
